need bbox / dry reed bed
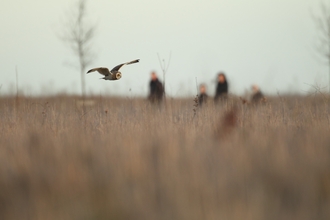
[0,95,330,220]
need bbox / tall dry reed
[0,95,329,220]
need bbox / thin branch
[165,51,172,73]
[312,1,330,92]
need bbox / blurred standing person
[214,72,228,104]
[148,71,164,104]
[198,84,208,107]
[251,85,264,103]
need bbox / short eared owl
[87,59,139,80]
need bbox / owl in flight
[87,59,139,80]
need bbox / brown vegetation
[214,106,237,140]
[0,95,330,220]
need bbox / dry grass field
[0,95,330,220]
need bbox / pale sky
[0,0,327,97]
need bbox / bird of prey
[87,59,139,80]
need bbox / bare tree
[58,0,96,97]
[157,52,171,98]
[312,1,330,92]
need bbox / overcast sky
[0,0,327,97]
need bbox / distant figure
[198,84,208,107]
[148,72,164,104]
[251,85,264,103]
[214,72,228,104]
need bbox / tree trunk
[80,67,86,98]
